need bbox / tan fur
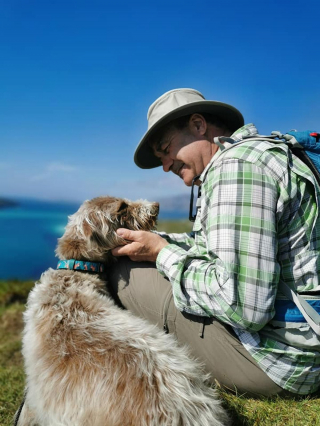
[18,196,230,426]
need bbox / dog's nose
[153,202,160,214]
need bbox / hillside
[0,198,18,209]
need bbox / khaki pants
[108,257,289,397]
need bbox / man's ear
[188,114,207,136]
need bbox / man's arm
[156,159,280,332]
[154,230,196,250]
[114,159,280,333]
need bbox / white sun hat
[134,88,244,169]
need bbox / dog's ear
[90,230,105,246]
[83,210,110,248]
[82,209,104,238]
[83,219,92,238]
[116,201,128,214]
[114,200,129,225]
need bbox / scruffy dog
[17,196,230,426]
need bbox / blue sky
[1,0,319,203]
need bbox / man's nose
[162,156,173,173]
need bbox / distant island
[158,194,189,212]
[0,194,191,217]
[0,198,19,209]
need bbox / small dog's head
[56,196,159,263]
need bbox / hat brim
[134,100,244,169]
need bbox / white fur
[17,196,230,426]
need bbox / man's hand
[112,229,169,262]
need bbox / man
[110,88,320,397]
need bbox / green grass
[0,300,28,425]
[1,221,320,425]
[157,219,193,234]
[0,280,35,425]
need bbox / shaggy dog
[17,196,230,426]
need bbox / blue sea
[0,199,185,280]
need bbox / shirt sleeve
[156,159,280,332]
[154,230,196,250]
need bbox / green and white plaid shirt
[156,124,320,394]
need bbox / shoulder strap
[235,133,320,186]
[278,281,320,335]
[289,147,320,187]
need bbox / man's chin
[179,168,197,186]
[182,176,193,186]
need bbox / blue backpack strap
[274,298,320,322]
[277,281,320,336]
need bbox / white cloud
[94,173,190,201]
[30,162,77,182]
[47,162,77,172]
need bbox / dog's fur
[17,196,230,426]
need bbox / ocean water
[0,199,185,280]
[0,199,81,280]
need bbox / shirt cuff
[156,244,187,277]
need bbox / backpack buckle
[310,133,320,142]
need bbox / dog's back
[21,267,229,426]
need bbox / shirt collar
[231,123,259,142]
[199,123,259,183]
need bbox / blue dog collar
[57,259,105,273]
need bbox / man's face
[152,116,220,186]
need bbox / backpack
[243,130,320,336]
[271,130,320,186]
[214,130,320,336]
[231,130,320,185]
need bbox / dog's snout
[153,202,160,214]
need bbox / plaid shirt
[156,124,320,394]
